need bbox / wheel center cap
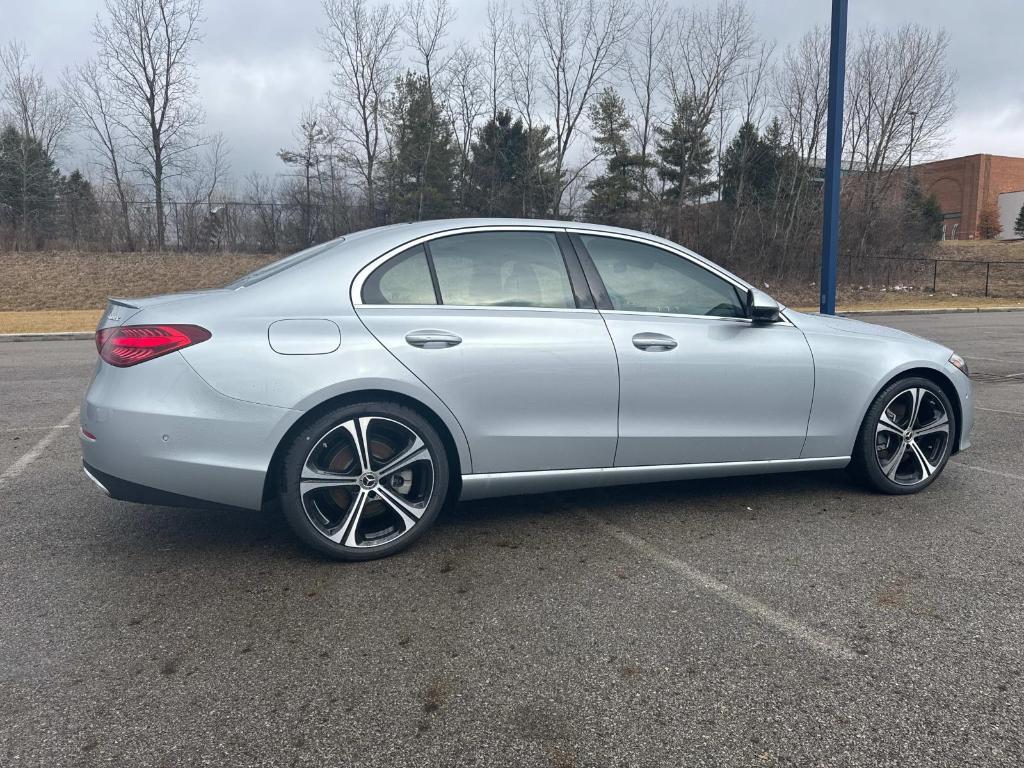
[904,429,914,440]
[359,472,379,490]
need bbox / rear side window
[362,245,438,305]
[428,232,575,308]
[581,235,745,318]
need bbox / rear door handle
[405,330,462,349]
[632,332,677,351]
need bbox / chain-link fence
[849,255,1024,298]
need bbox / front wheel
[853,377,955,494]
[279,401,450,560]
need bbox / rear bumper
[80,352,300,511]
[83,461,253,512]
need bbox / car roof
[250,218,754,299]
[324,218,749,285]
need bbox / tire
[852,376,955,494]
[279,401,450,561]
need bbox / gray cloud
[5,0,1022,183]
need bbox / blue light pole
[819,0,849,315]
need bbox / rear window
[362,246,437,305]
[226,239,343,288]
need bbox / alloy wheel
[300,416,435,548]
[874,387,950,486]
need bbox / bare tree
[508,16,555,215]
[0,41,72,248]
[402,0,456,219]
[626,0,671,222]
[202,131,231,208]
[321,0,400,224]
[482,0,513,120]
[63,60,136,249]
[245,172,281,252]
[530,0,635,215]
[845,24,955,176]
[0,41,73,157]
[94,0,205,248]
[444,42,487,208]
[773,27,829,260]
[278,105,333,246]
[844,24,956,257]
[661,0,755,239]
[509,17,541,134]
[775,27,830,166]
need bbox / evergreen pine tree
[0,126,60,245]
[58,170,99,245]
[977,206,1002,239]
[583,88,640,225]
[655,98,715,206]
[383,73,459,221]
[903,177,944,242]
[1014,203,1024,239]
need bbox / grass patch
[0,309,103,333]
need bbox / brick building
[912,154,1024,240]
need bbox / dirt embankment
[0,251,276,312]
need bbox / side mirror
[745,288,781,323]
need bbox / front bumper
[80,352,299,511]
[945,359,974,453]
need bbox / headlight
[949,353,969,376]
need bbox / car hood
[787,310,945,347]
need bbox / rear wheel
[279,401,450,560]
[853,377,954,494]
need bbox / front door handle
[405,330,463,349]
[632,332,677,351]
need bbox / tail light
[96,324,211,367]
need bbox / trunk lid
[97,290,230,330]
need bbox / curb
[0,331,94,343]
[835,306,1024,317]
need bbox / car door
[353,228,619,474]
[572,232,815,467]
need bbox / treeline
[0,0,954,285]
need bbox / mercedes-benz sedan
[81,219,973,560]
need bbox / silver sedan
[81,219,973,560]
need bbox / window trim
[568,230,793,326]
[350,224,789,325]
[361,243,440,306]
[353,226,590,311]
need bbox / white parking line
[0,408,78,490]
[593,518,858,661]
[0,424,73,434]
[975,406,1024,417]
[965,355,1024,366]
[949,461,1024,483]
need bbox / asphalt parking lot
[2,312,1023,767]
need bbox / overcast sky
[5,0,1022,186]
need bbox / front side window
[581,235,745,318]
[428,232,575,309]
[362,245,438,305]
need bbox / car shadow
[89,468,868,563]
[440,468,865,530]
